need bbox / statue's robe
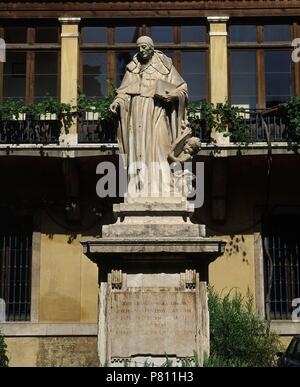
[114,51,188,195]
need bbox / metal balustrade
[78,111,117,144]
[0,108,295,146]
[240,109,290,143]
[0,115,60,144]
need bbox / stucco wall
[6,336,99,367]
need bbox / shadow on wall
[226,235,249,264]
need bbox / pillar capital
[207,16,230,24]
[58,17,81,25]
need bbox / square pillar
[207,16,230,146]
[59,17,81,146]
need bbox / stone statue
[168,125,201,164]
[167,125,201,198]
[110,36,191,197]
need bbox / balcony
[0,101,299,159]
[0,114,61,145]
[77,111,117,144]
[236,108,290,143]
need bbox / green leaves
[1,93,299,145]
[206,287,281,367]
[77,89,116,120]
[187,101,251,144]
[0,331,9,367]
[0,97,73,120]
[0,99,28,120]
[215,102,251,144]
[283,96,300,139]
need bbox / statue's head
[183,137,201,155]
[136,36,154,63]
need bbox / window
[148,24,208,101]
[229,22,298,109]
[1,24,60,102]
[34,52,58,101]
[149,26,173,43]
[265,50,292,107]
[35,27,59,44]
[264,24,291,42]
[82,27,107,44]
[181,51,206,101]
[80,23,208,101]
[230,50,257,109]
[116,51,135,87]
[3,52,27,100]
[229,25,257,43]
[82,52,107,97]
[263,215,300,320]
[4,27,27,43]
[115,27,140,44]
[0,218,32,321]
[181,25,206,43]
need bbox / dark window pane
[230,50,257,109]
[149,26,173,43]
[229,25,257,43]
[164,50,173,61]
[5,27,27,43]
[0,218,32,321]
[35,52,58,100]
[181,51,206,101]
[83,52,107,97]
[115,27,140,43]
[82,27,107,44]
[264,25,291,42]
[36,27,58,43]
[181,26,206,43]
[265,50,292,107]
[116,51,135,87]
[3,52,26,99]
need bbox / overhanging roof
[0,1,299,18]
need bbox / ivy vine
[282,97,300,140]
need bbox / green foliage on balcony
[0,97,73,120]
[283,97,300,139]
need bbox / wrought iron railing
[240,108,290,143]
[0,108,295,146]
[0,114,61,144]
[78,111,117,144]
[190,118,212,143]
[182,107,292,144]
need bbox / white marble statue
[110,36,189,196]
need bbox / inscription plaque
[110,290,197,358]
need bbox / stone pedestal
[82,198,225,367]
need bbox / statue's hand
[110,101,120,114]
[164,91,178,103]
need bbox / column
[59,17,81,146]
[207,16,230,145]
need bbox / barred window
[263,215,300,320]
[0,218,32,321]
